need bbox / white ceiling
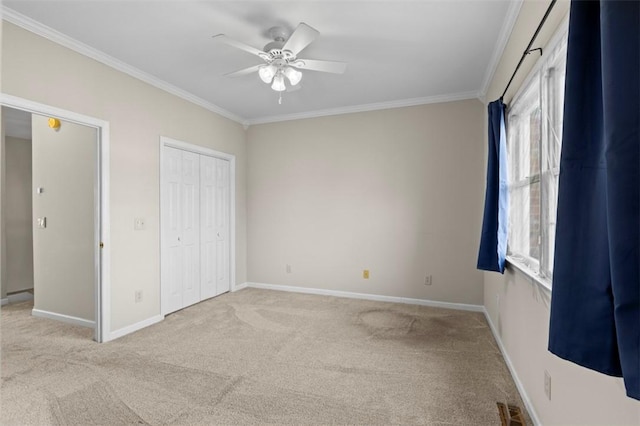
[3,1,519,125]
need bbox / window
[506,32,567,283]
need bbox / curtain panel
[477,99,508,273]
[548,0,639,400]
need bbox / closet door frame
[159,136,235,317]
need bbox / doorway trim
[159,136,236,316]
[1,93,110,343]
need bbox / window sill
[505,256,552,294]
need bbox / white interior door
[162,142,231,315]
[162,147,184,314]
[180,151,200,308]
[162,147,200,314]
[200,156,230,299]
[200,155,217,300]
[214,158,230,296]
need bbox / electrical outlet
[544,370,551,400]
[363,269,370,279]
[135,290,143,303]
[286,264,292,274]
[424,275,432,286]
[134,217,146,231]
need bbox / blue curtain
[549,0,639,400]
[477,99,508,273]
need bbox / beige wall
[484,1,640,424]
[247,100,485,305]
[1,22,247,331]
[5,136,33,294]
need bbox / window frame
[504,20,569,290]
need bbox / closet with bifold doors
[161,143,231,315]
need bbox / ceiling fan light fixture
[258,64,277,83]
[271,73,286,91]
[218,22,346,99]
[283,66,302,86]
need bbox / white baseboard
[244,282,484,312]
[483,308,540,426]
[107,314,164,341]
[8,291,34,303]
[1,291,35,306]
[232,282,248,292]
[32,308,95,328]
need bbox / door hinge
[99,242,104,249]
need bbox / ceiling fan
[213,23,347,95]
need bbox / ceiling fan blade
[291,59,347,74]
[282,23,319,55]
[213,34,267,58]
[224,64,263,77]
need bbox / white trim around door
[159,136,236,316]
[0,93,111,343]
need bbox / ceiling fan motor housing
[264,26,295,63]
[265,48,296,63]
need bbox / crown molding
[244,90,480,126]
[477,0,524,102]
[2,6,245,124]
[2,6,493,128]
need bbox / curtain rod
[501,0,558,100]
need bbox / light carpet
[1,288,530,425]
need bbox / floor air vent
[497,402,526,426]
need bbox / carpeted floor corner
[1,288,530,425]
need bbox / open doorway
[1,108,34,306]
[0,96,110,342]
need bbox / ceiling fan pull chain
[279,92,283,105]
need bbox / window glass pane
[529,108,541,177]
[507,30,567,282]
[539,37,567,277]
[507,72,540,266]
[529,180,541,260]
[547,52,565,273]
[552,47,567,171]
[508,186,530,257]
[508,77,540,183]
[542,174,559,276]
